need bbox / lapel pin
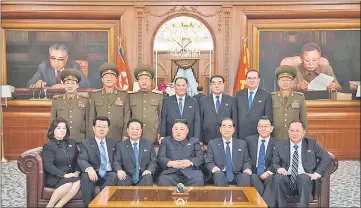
[112,148,115,151]
[187,143,191,146]
[218,144,221,146]
[225,103,229,106]
[189,106,192,108]
[258,100,262,102]
[127,145,129,148]
[238,149,242,151]
[69,144,72,147]
[307,150,312,152]
[144,149,148,152]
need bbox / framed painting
[1,19,118,89]
[249,19,360,93]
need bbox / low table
[89,186,267,207]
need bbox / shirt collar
[130,138,140,146]
[213,93,223,100]
[248,88,258,95]
[258,135,270,143]
[176,95,185,101]
[290,140,302,149]
[299,64,321,76]
[222,137,232,144]
[95,137,106,144]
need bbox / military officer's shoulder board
[53,94,64,99]
[93,89,102,92]
[128,91,137,94]
[77,93,89,99]
[271,92,278,95]
[293,91,304,96]
[152,89,163,95]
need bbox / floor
[1,161,360,207]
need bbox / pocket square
[144,149,148,152]
[189,106,192,108]
[307,150,312,152]
[238,149,242,151]
[225,103,229,106]
[112,148,116,151]
[188,143,192,146]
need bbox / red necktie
[56,70,61,84]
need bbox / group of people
[42,43,333,208]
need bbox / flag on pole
[233,44,250,95]
[115,40,129,90]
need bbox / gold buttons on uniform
[70,115,72,118]
[70,121,73,123]
[70,110,72,113]
[70,126,73,129]
[108,112,110,114]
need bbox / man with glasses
[245,116,278,207]
[27,44,90,88]
[235,69,272,140]
[293,42,342,91]
[272,65,308,140]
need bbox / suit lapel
[276,92,286,107]
[108,91,117,106]
[218,94,226,114]
[172,96,182,117]
[284,93,293,109]
[217,139,226,167]
[138,139,144,164]
[207,96,217,115]
[285,141,291,168]
[232,139,238,169]
[301,139,307,168]
[250,136,258,168]
[248,90,260,112]
[91,138,100,160]
[69,97,78,110]
[47,68,57,86]
[126,139,136,164]
[106,139,114,164]
[265,137,275,162]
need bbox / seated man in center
[157,119,204,186]
[205,117,252,186]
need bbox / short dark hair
[173,119,188,126]
[127,118,143,129]
[246,69,260,79]
[301,42,321,55]
[288,120,306,130]
[258,116,273,125]
[174,77,188,84]
[47,117,70,141]
[210,75,225,83]
[197,86,203,91]
[219,117,235,127]
[93,116,111,127]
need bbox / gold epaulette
[271,92,277,95]
[93,88,102,92]
[53,94,64,99]
[152,89,163,95]
[77,92,89,98]
[293,91,304,96]
[128,91,137,94]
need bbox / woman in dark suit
[43,118,80,207]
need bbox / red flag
[115,43,129,90]
[233,44,250,95]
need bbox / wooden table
[89,186,267,207]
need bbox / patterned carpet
[1,161,360,207]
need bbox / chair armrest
[328,152,338,175]
[17,147,44,207]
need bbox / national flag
[115,42,129,90]
[233,44,250,95]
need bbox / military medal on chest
[78,100,85,108]
[291,100,300,109]
[115,97,123,106]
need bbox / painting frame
[246,19,360,92]
[1,19,119,87]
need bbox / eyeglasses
[246,77,259,80]
[95,125,108,129]
[50,57,66,63]
[257,125,271,129]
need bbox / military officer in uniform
[272,65,308,140]
[51,68,89,143]
[89,63,130,140]
[123,64,163,143]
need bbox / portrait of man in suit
[157,119,204,186]
[113,119,158,186]
[160,77,200,140]
[77,116,119,207]
[273,121,332,207]
[199,75,237,145]
[235,69,273,140]
[245,116,278,207]
[26,44,90,89]
[205,118,252,187]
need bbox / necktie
[56,70,61,84]
[133,143,140,184]
[290,145,299,191]
[257,140,266,175]
[215,96,221,113]
[99,141,107,178]
[225,141,234,183]
[178,98,183,116]
[248,91,254,108]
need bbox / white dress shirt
[213,93,223,112]
[95,137,112,171]
[176,95,185,113]
[288,140,305,175]
[248,88,258,102]
[256,136,274,175]
[222,137,232,171]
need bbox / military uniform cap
[275,65,297,80]
[99,63,119,77]
[134,64,155,80]
[60,68,82,83]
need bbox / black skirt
[50,176,80,189]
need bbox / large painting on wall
[257,30,360,93]
[5,30,109,89]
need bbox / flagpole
[155,50,158,87]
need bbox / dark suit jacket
[245,135,278,173]
[26,61,90,88]
[199,94,237,144]
[77,137,119,173]
[113,138,158,176]
[43,139,78,187]
[160,95,200,138]
[157,136,204,179]
[193,93,205,103]
[272,138,332,177]
[205,137,252,174]
[235,88,272,140]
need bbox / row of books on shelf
[6,31,29,42]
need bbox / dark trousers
[274,173,313,208]
[117,173,153,186]
[213,171,251,187]
[250,174,276,207]
[158,171,204,186]
[80,171,117,207]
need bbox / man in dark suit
[273,121,332,207]
[27,44,90,88]
[200,75,237,144]
[160,77,200,140]
[245,116,278,207]
[235,69,272,140]
[77,116,118,207]
[205,118,252,186]
[193,86,205,103]
[113,119,157,186]
[157,119,204,186]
